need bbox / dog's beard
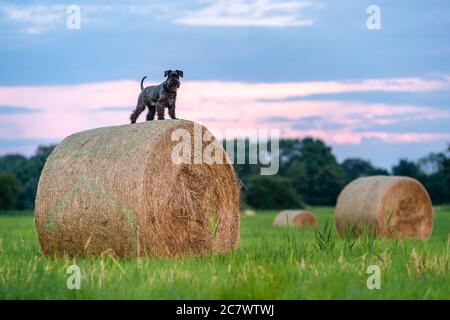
[167,81,180,91]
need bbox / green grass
[0,207,449,299]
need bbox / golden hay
[273,210,317,228]
[335,176,433,239]
[241,209,256,216]
[34,120,240,257]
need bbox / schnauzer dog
[130,70,183,123]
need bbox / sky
[0,0,449,168]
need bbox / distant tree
[0,145,56,210]
[341,158,389,182]
[17,145,56,209]
[286,159,308,196]
[392,159,426,181]
[0,154,28,181]
[278,139,303,175]
[441,145,450,202]
[0,172,21,210]
[422,171,449,204]
[224,139,262,185]
[418,153,445,175]
[246,175,303,209]
[393,155,449,204]
[417,153,446,203]
[287,138,346,205]
[444,145,450,181]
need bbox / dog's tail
[140,76,147,91]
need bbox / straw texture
[34,120,240,257]
[273,210,317,228]
[335,176,433,239]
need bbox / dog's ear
[176,70,183,78]
[164,70,172,77]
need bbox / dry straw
[241,209,256,216]
[273,210,317,228]
[335,176,433,239]
[34,120,240,257]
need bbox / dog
[130,70,183,123]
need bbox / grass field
[0,207,449,299]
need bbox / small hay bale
[273,210,317,228]
[335,176,433,239]
[241,209,256,216]
[34,120,240,257]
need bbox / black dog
[130,70,183,123]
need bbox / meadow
[0,207,449,300]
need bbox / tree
[392,159,426,181]
[16,145,55,209]
[286,159,308,196]
[416,153,449,203]
[441,145,450,202]
[0,172,21,210]
[341,158,388,182]
[418,153,445,175]
[224,139,262,185]
[246,175,303,209]
[285,138,346,205]
[0,154,28,181]
[0,145,56,210]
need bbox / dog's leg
[156,102,166,120]
[146,104,156,121]
[168,104,177,120]
[130,94,146,124]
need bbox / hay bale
[241,209,256,216]
[273,210,317,228]
[335,176,433,239]
[34,120,240,257]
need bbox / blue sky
[0,0,449,168]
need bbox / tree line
[0,139,449,211]
[229,138,450,209]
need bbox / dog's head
[164,70,183,90]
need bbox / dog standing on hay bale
[130,70,183,123]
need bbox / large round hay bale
[273,210,317,228]
[34,120,240,257]
[335,176,433,239]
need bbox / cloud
[292,116,345,131]
[355,118,450,134]
[0,76,449,150]
[1,4,113,34]
[174,0,314,27]
[1,1,314,35]
[257,90,450,109]
[1,5,67,34]
[0,138,58,157]
[333,137,450,169]
[95,106,133,112]
[0,105,40,114]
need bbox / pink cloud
[1,76,450,146]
